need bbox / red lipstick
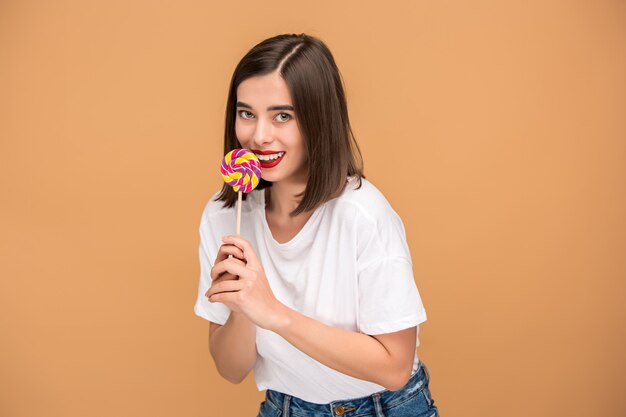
[251,150,285,168]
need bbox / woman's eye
[238,110,254,119]
[275,113,291,122]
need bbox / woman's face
[235,71,308,185]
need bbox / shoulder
[200,191,230,224]
[333,177,410,260]
[333,177,401,225]
[200,188,262,223]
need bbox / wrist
[230,310,255,327]
[269,302,294,333]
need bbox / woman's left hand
[207,235,287,331]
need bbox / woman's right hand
[206,243,246,296]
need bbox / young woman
[194,33,440,417]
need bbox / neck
[265,180,307,217]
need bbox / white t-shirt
[194,177,428,404]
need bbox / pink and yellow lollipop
[220,148,261,193]
[220,148,261,235]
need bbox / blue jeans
[256,360,440,417]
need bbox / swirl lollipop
[220,148,261,235]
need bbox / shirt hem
[193,304,229,325]
[359,311,427,334]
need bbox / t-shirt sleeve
[356,207,427,336]
[193,211,232,325]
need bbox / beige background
[1,0,625,416]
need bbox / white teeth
[256,152,284,161]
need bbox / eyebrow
[236,101,294,111]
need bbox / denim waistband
[265,360,430,417]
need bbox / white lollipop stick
[236,191,242,236]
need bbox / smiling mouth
[254,151,285,161]
[253,151,285,168]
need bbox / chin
[260,172,279,183]
[261,167,286,180]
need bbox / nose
[252,117,273,147]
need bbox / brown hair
[215,33,365,216]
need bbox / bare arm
[207,236,417,390]
[272,304,417,391]
[208,311,257,384]
[206,243,258,384]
